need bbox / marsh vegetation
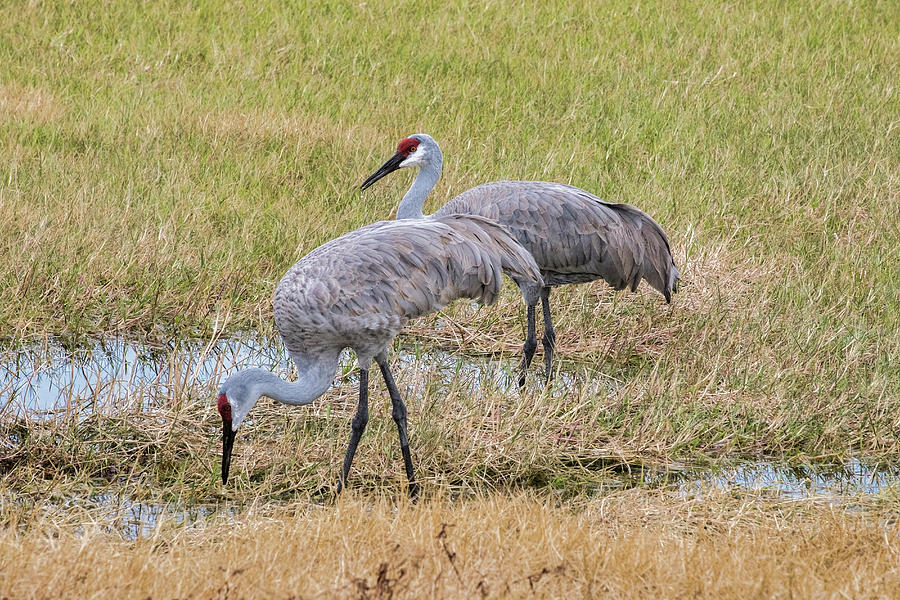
[1,0,898,597]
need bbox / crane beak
[221,420,235,485]
[361,152,405,190]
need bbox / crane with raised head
[216,214,543,497]
[361,134,679,386]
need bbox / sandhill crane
[361,133,679,386]
[216,215,543,496]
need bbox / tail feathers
[667,262,680,299]
[433,214,544,296]
[616,205,679,302]
[638,253,679,303]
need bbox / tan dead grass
[0,82,64,123]
[192,109,333,144]
[1,492,898,599]
[189,107,382,156]
[408,239,772,362]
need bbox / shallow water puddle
[558,459,899,502]
[23,460,899,541]
[1,337,897,521]
[0,336,292,415]
[0,336,614,416]
[77,496,236,540]
[16,491,240,540]
[673,459,899,501]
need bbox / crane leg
[338,367,369,494]
[377,353,419,499]
[541,287,556,383]
[518,302,538,388]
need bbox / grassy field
[1,0,899,596]
[1,0,898,460]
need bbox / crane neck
[397,158,441,220]
[268,350,338,406]
[253,367,333,407]
[222,351,338,429]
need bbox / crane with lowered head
[216,214,543,496]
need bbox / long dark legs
[337,367,369,493]
[336,358,418,498]
[540,287,556,382]
[377,353,418,498]
[518,302,538,388]
[519,287,556,386]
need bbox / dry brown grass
[0,82,64,123]
[189,107,380,151]
[410,239,770,358]
[2,492,898,599]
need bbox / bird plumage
[361,133,679,385]
[216,214,543,492]
[437,180,679,299]
[273,214,543,367]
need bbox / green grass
[1,0,899,471]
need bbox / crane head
[217,392,235,484]
[360,134,431,190]
[216,368,270,485]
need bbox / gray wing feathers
[273,217,543,352]
[437,180,679,301]
[610,202,679,301]
[435,214,545,290]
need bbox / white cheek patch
[232,404,250,430]
[400,150,423,168]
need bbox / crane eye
[409,146,417,153]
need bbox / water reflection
[0,336,615,417]
[677,458,900,500]
[548,459,899,502]
[2,336,897,522]
[16,459,899,541]
[21,492,238,540]
[0,336,292,416]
